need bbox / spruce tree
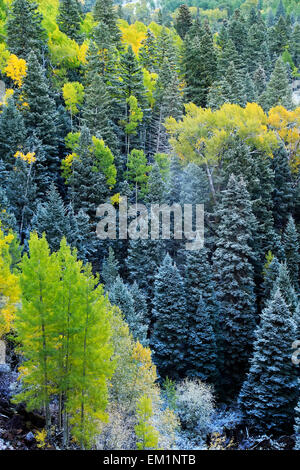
[253,65,267,97]
[109,276,148,345]
[282,215,300,289]
[101,246,119,289]
[220,61,246,106]
[272,143,294,230]
[212,175,257,396]
[6,0,47,60]
[151,253,187,379]
[239,290,298,434]
[57,0,82,42]
[183,20,217,107]
[260,57,293,111]
[129,281,149,346]
[82,73,118,153]
[175,4,193,39]
[138,29,159,73]
[0,97,26,171]
[21,52,59,172]
[186,295,217,383]
[146,162,166,204]
[262,254,281,306]
[93,0,122,47]
[272,262,299,316]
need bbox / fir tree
[109,276,147,344]
[101,246,119,289]
[253,65,267,97]
[93,0,122,47]
[183,20,217,107]
[0,97,26,171]
[272,262,299,316]
[129,281,149,346]
[272,143,294,230]
[282,215,300,289]
[186,295,217,383]
[295,399,300,450]
[21,52,59,172]
[212,175,257,396]
[151,253,187,379]
[57,0,82,42]
[175,4,193,39]
[146,162,166,204]
[262,254,281,306]
[239,290,298,434]
[275,0,286,21]
[138,29,159,73]
[6,0,47,60]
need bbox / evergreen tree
[228,9,247,58]
[212,175,257,396]
[93,0,122,46]
[239,290,298,434]
[275,0,286,21]
[221,61,246,106]
[272,262,299,316]
[253,65,267,97]
[180,163,210,206]
[151,253,187,379]
[21,52,59,172]
[0,97,26,170]
[129,281,149,346]
[282,215,300,289]
[101,246,119,289]
[6,0,47,60]
[291,24,300,68]
[82,73,118,153]
[186,295,217,383]
[146,162,166,204]
[109,276,147,344]
[175,4,193,39]
[57,0,82,42]
[138,29,159,73]
[183,20,217,107]
[272,143,294,230]
[262,254,281,306]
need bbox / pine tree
[57,0,82,42]
[175,4,193,39]
[212,175,257,396]
[272,143,294,230]
[21,52,59,172]
[6,0,47,60]
[282,215,300,289]
[238,290,298,434]
[151,253,187,379]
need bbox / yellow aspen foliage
[14,151,36,164]
[135,395,159,450]
[62,81,85,115]
[143,68,158,108]
[119,22,147,54]
[0,44,10,73]
[0,228,20,338]
[268,106,300,172]
[165,102,279,167]
[5,54,27,88]
[77,41,89,65]
[0,88,14,108]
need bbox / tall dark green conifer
[57,0,82,42]
[212,175,257,397]
[239,290,298,434]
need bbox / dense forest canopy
[0,0,299,452]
